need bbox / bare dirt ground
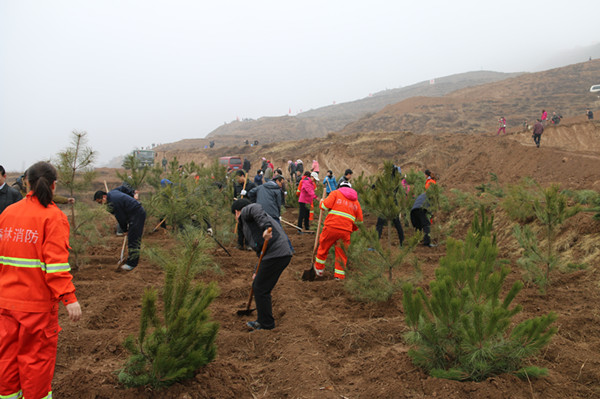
[38,119,600,398]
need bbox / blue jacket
[107,187,145,232]
[323,176,337,193]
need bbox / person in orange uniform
[0,162,82,399]
[313,181,363,280]
[424,169,437,190]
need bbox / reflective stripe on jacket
[0,194,77,312]
[320,187,363,232]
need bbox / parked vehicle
[219,156,243,173]
[130,150,155,167]
[590,84,600,93]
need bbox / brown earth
[43,116,600,398]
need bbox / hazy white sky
[1,0,599,171]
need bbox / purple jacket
[298,177,317,204]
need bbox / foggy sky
[1,0,599,171]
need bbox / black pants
[376,216,404,246]
[298,202,310,230]
[126,208,146,267]
[253,255,292,329]
[533,133,541,148]
[410,208,431,246]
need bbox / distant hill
[202,71,521,146]
[340,59,600,136]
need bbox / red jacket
[320,187,363,232]
[0,193,77,313]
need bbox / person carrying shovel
[232,199,292,331]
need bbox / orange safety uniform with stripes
[314,187,363,279]
[0,193,77,399]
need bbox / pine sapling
[402,211,557,381]
[118,228,219,388]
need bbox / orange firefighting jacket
[425,177,437,190]
[320,187,363,232]
[0,193,77,313]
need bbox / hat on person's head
[262,157,266,160]
[288,160,292,164]
[310,172,320,181]
[296,159,303,163]
[339,181,352,188]
[344,169,353,176]
[231,198,251,214]
[273,175,284,182]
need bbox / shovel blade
[301,267,316,281]
[236,308,256,316]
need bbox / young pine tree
[345,225,421,302]
[402,209,557,381]
[513,184,580,293]
[118,228,219,388]
[55,130,98,268]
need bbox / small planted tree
[345,226,421,302]
[117,153,152,190]
[402,209,557,381]
[55,130,98,268]
[118,228,219,388]
[513,184,580,292]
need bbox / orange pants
[0,308,60,399]
[314,226,351,279]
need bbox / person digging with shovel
[94,186,146,271]
[232,199,292,331]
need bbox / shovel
[115,235,128,271]
[302,189,326,281]
[237,228,271,316]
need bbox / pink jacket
[298,177,317,204]
[311,160,320,173]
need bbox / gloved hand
[240,189,247,196]
[314,265,323,277]
[206,228,213,237]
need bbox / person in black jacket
[232,199,293,330]
[233,170,256,250]
[0,165,22,214]
[94,186,146,271]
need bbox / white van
[590,84,600,93]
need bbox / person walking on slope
[314,181,363,280]
[94,184,147,271]
[232,199,293,331]
[586,109,594,120]
[323,170,337,197]
[0,161,82,399]
[297,172,318,231]
[532,119,544,148]
[311,159,320,175]
[497,116,507,135]
[541,109,548,125]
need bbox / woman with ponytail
[0,161,81,399]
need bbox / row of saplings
[52,131,584,388]
[116,164,572,388]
